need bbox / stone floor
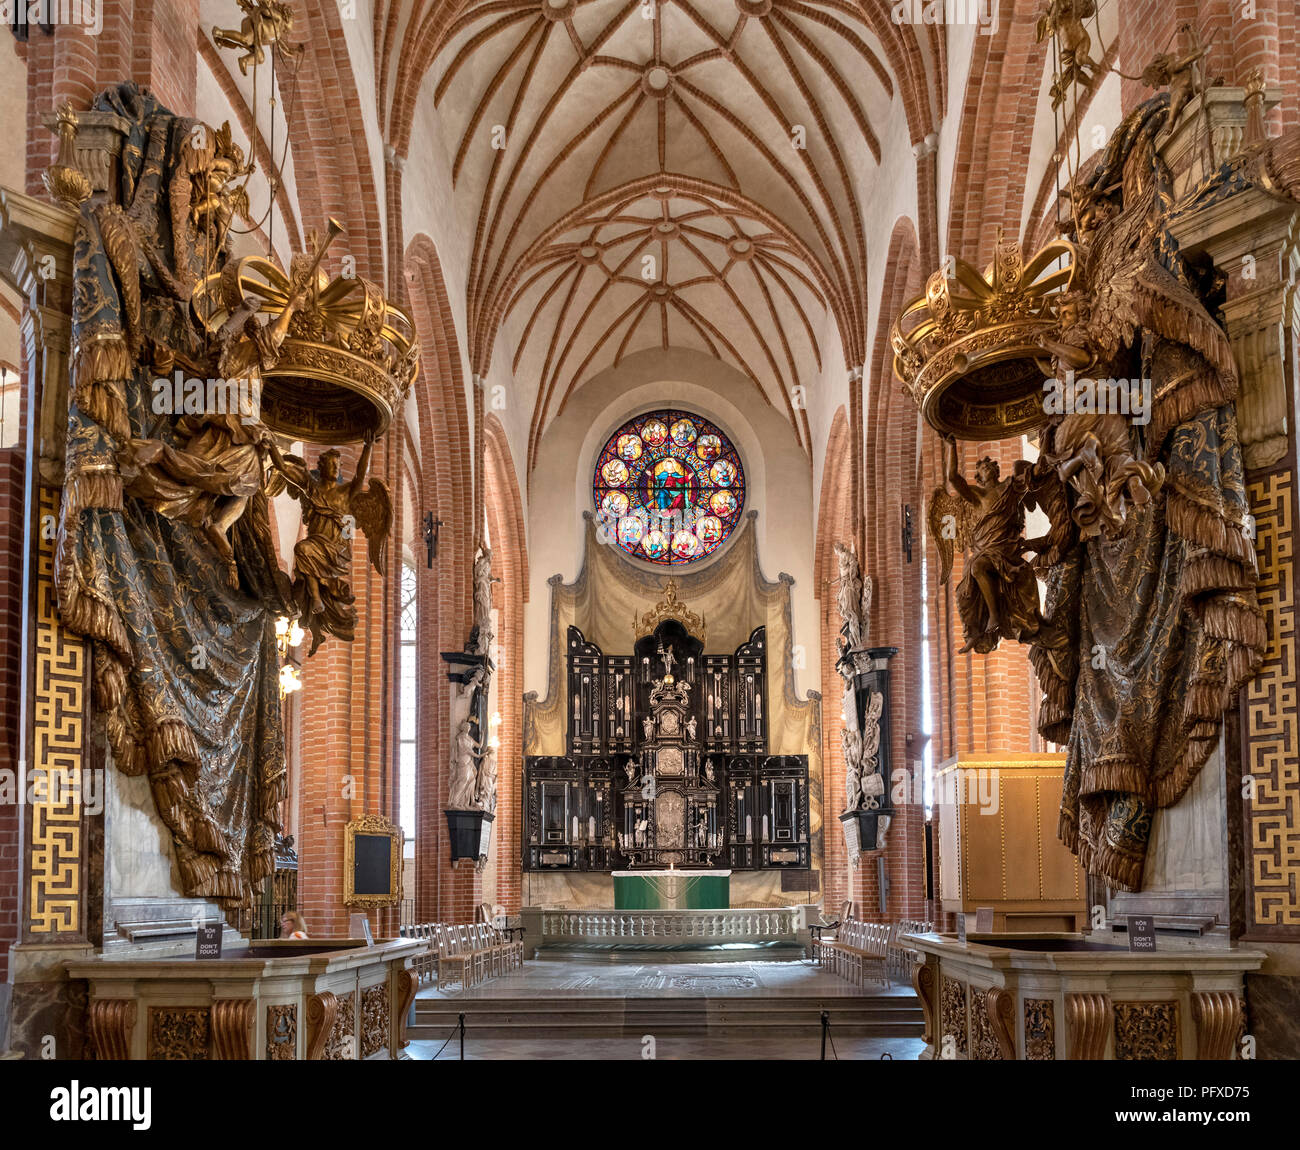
[408,959,922,1059]
[415,958,912,1000]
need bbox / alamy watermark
[2,0,102,35]
[0,764,106,816]
[151,371,261,424]
[892,0,998,35]
[1043,372,1152,426]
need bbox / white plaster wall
[402,80,479,496]
[524,347,819,701]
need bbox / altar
[613,869,731,910]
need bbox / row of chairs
[400,922,524,990]
[888,919,933,977]
[815,920,892,987]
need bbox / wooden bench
[824,920,891,988]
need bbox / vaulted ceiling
[381,0,943,460]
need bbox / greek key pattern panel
[1244,471,1299,934]
[28,485,87,936]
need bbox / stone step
[411,994,924,1039]
[532,942,809,964]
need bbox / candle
[762,815,769,842]
[589,815,596,842]
[572,815,579,842]
[745,815,752,841]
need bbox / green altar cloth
[613,870,731,910]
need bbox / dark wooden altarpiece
[523,620,810,872]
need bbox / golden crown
[194,222,419,444]
[891,231,1077,439]
[634,578,706,642]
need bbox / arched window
[398,562,417,844]
[593,409,745,565]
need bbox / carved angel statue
[471,545,500,655]
[475,746,498,815]
[265,429,391,655]
[122,412,272,589]
[447,718,482,810]
[1037,0,1099,107]
[457,663,487,701]
[930,437,1049,655]
[832,540,869,651]
[212,0,302,75]
[1037,293,1165,541]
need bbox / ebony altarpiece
[523,618,809,872]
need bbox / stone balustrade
[528,907,803,945]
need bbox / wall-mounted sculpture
[893,89,1269,892]
[51,82,416,908]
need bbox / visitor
[280,911,309,940]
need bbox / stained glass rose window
[593,409,746,565]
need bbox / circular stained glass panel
[593,408,746,566]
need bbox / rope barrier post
[820,1010,829,1061]
[459,1012,466,1061]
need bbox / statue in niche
[703,758,715,783]
[643,716,655,740]
[448,718,482,810]
[212,0,302,75]
[930,436,1051,655]
[658,642,676,677]
[686,716,697,740]
[624,756,639,784]
[264,430,391,656]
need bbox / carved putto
[212,0,302,76]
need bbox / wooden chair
[436,925,473,991]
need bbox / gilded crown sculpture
[890,230,1077,440]
[192,221,419,444]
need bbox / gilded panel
[1244,471,1299,933]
